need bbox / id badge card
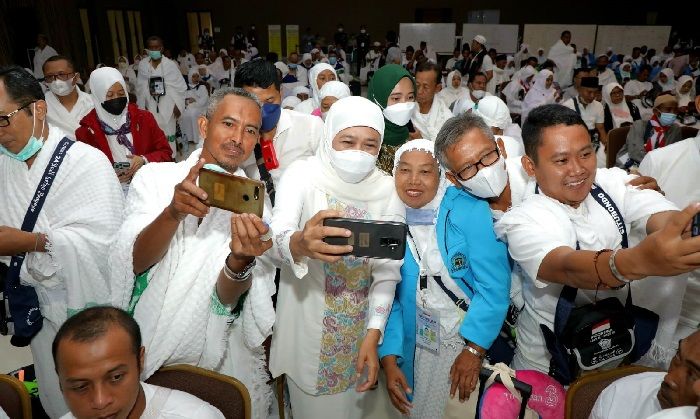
[149,76,166,97]
[416,306,440,354]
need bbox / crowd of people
[1,25,699,419]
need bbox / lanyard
[407,228,469,312]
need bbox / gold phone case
[198,168,265,217]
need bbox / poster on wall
[268,24,282,58]
[286,25,299,56]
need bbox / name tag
[416,306,440,354]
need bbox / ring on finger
[259,230,272,242]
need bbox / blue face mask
[288,63,298,70]
[405,207,437,225]
[329,57,338,66]
[658,112,677,126]
[261,103,281,132]
[148,49,162,60]
[0,104,44,161]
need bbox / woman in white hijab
[520,69,558,121]
[514,43,529,70]
[655,68,676,95]
[182,68,209,147]
[502,65,536,116]
[675,75,695,111]
[379,137,510,418]
[268,96,404,419]
[294,63,338,114]
[75,67,173,191]
[312,80,351,120]
[473,96,525,157]
[117,55,137,94]
[436,70,469,108]
[602,82,639,131]
[281,95,302,109]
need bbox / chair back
[565,365,661,419]
[146,364,251,419]
[606,126,631,168]
[0,375,32,419]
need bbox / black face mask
[102,97,128,115]
[597,65,607,72]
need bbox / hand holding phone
[167,158,210,221]
[692,212,700,238]
[229,213,273,259]
[289,210,353,264]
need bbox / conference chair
[606,126,631,168]
[0,374,32,419]
[565,365,661,419]
[146,364,251,419]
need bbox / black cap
[581,76,599,89]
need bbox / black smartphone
[322,218,407,260]
[692,213,700,237]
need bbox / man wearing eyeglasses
[42,55,94,140]
[0,66,123,418]
[433,108,679,370]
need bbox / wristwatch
[223,254,256,282]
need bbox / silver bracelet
[463,341,485,359]
[222,254,255,282]
[608,249,631,284]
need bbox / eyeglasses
[0,102,35,128]
[453,147,500,181]
[43,72,75,83]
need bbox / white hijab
[88,67,129,130]
[308,63,338,108]
[117,56,130,76]
[602,82,633,128]
[438,70,469,105]
[473,95,512,130]
[521,69,556,119]
[281,95,301,109]
[504,65,536,98]
[187,67,200,87]
[657,68,676,92]
[312,96,396,210]
[318,80,351,102]
[392,138,449,249]
[675,75,695,107]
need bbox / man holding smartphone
[109,87,277,417]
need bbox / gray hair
[434,112,495,169]
[205,87,261,119]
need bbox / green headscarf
[367,64,416,147]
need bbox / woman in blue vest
[378,138,511,418]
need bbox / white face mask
[118,62,128,70]
[456,156,508,198]
[48,78,75,97]
[328,149,377,183]
[383,101,416,126]
[472,89,486,100]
